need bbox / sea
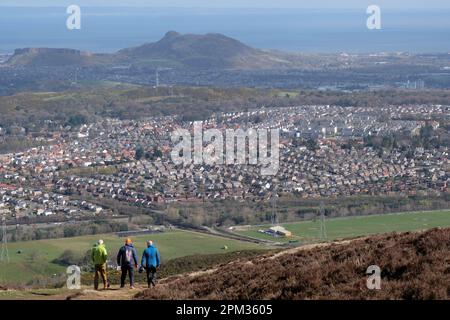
[0,7,449,54]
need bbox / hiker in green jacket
[91,239,109,290]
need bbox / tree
[153,147,163,158]
[67,114,87,126]
[135,146,144,160]
[306,138,318,151]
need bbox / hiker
[117,238,139,289]
[140,240,161,288]
[91,239,108,290]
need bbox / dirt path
[0,285,148,300]
[65,285,150,300]
[267,238,358,260]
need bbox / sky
[1,0,449,9]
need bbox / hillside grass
[0,229,265,285]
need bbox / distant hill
[6,32,294,69]
[116,31,293,69]
[136,228,450,300]
[6,48,103,67]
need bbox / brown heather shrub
[136,228,450,300]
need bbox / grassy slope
[0,229,264,284]
[0,250,271,300]
[236,210,450,243]
[2,209,450,285]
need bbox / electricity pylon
[0,215,9,263]
[319,201,327,241]
[271,190,278,226]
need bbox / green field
[0,229,264,284]
[236,210,450,243]
[2,210,450,285]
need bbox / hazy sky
[1,0,449,9]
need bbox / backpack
[124,246,133,263]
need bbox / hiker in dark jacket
[117,238,139,289]
[140,240,161,288]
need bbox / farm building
[258,226,292,238]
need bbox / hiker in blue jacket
[140,240,161,288]
[117,238,139,289]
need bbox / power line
[155,68,159,88]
